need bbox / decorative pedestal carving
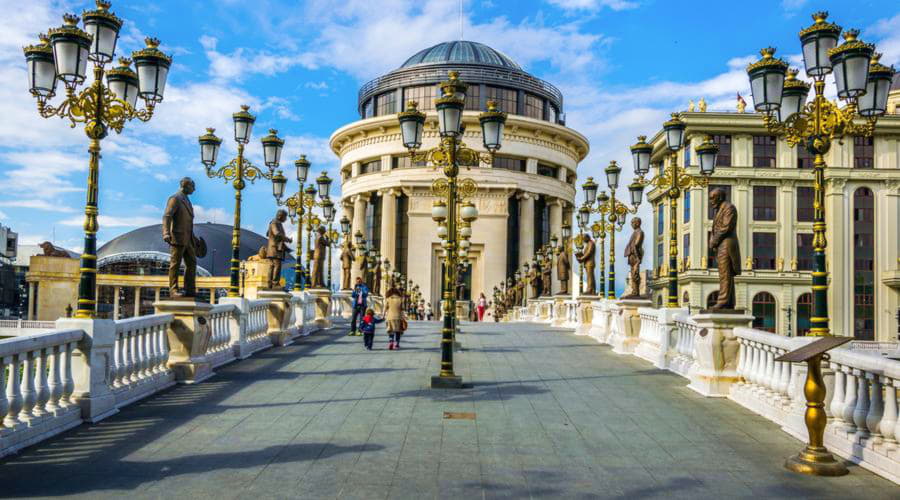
[258,290,293,346]
[55,318,118,422]
[688,311,753,397]
[154,299,214,384]
[610,299,652,354]
[551,297,566,327]
[307,289,332,329]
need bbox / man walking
[349,276,369,336]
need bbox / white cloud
[0,210,7,219]
[194,205,229,224]
[867,13,900,66]
[59,214,160,228]
[305,81,329,90]
[0,199,76,212]
[199,35,317,83]
[546,0,639,11]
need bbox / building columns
[380,188,398,265]
[549,199,563,294]
[518,193,535,268]
[26,282,35,320]
[113,286,121,320]
[133,286,141,318]
[351,193,369,284]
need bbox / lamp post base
[785,446,848,476]
[431,374,464,389]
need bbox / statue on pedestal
[539,254,550,296]
[527,264,539,299]
[266,209,292,289]
[373,261,382,296]
[311,226,328,289]
[575,234,596,295]
[340,240,354,290]
[622,217,645,299]
[709,188,741,310]
[557,246,570,295]
[162,177,202,298]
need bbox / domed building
[330,40,589,306]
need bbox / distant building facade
[646,86,900,340]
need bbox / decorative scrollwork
[431,178,450,197]
[458,178,478,199]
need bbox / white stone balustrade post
[853,371,871,438]
[884,379,899,445]
[867,374,884,443]
[56,318,118,422]
[842,369,858,432]
[687,312,752,398]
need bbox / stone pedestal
[154,299,214,384]
[289,291,310,336]
[610,299,652,354]
[688,311,753,397]
[551,297,567,327]
[55,317,118,422]
[574,298,595,336]
[333,290,353,319]
[27,256,80,321]
[371,295,384,316]
[258,290,293,346]
[241,260,274,298]
[307,288,332,329]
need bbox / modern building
[646,78,900,341]
[330,41,589,306]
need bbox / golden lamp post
[582,161,639,299]
[588,215,610,298]
[271,161,333,291]
[629,126,719,308]
[198,109,283,297]
[24,2,172,318]
[397,71,507,389]
[743,11,893,477]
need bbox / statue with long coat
[310,226,329,289]
[576,234,596,295]
[541,254,552,296]
[265,209,292,289]
[340,240,354,290]
[709,189,741,309]
[556,246,571,295]
[622,218,645,298]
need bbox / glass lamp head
[605,160,621,190]
[294,155,310,183]
[581,176,598,206]
[106,57,139,108]
[82,0,122,64]
[431,199,448,223]
[800,11,841,78]
[694,136,719,176]
[662,113,686,151]
[479,99,507,153]
[48,14,92,89]
[340,215,351,234]
[271,170,287,200]
[23,34,58,100]
[261,129,284,168]
[858,53,894,117]
[828,30,875,100]
[316,171,333,199]
[398,100,426,150]
[746,47,788,112]
[232,104,255,144]
[778,69,811,122]
[198,127,222,167]
[630,135,652,177]
[131,37,172,103]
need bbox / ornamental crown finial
[96,0,112,11]
[206,128,215,134]
[486,99,499,111]
[637,135,647,141]
[786,68,799,80]
[448,70,459,80]
[269,128,278,134]
[760,47,776,58]
[118,56,132,67]
[843,29,859,41]
[38,33,50,44]
[871,52,882,64]
[63,13,80,26]
[812,11,828,23]
[144,37,160,48]
[240,104,250,111]
[406,100,418,110]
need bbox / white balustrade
[207,304,239,368]
[111,314,175,407]
[0,329,82,457]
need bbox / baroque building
[647,77,900,341]
[330,41,588,305]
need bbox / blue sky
[2,0,898,281]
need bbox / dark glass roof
[400,41,522,71]
[98,222,293,277]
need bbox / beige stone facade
[331,112,589,307]
[645,110,900,341]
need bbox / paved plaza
[1,321,897,499]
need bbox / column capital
[517,191,535,202]
[378,187,402,198]
[353,192,371,204]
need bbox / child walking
[359,308,383,350]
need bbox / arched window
[752,292,777,332]
[796,293,812,337]
[853,187,875,340]
[706,291,718,309]
[682,291,690,307]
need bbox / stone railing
[110,314,176,407]
[731,327,900,483]
[0,329,83,457]
[0,292,334,459]
[0,319,59,337]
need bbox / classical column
[518,192,535,268]
[778,181,795,271]
[154,288,161,303]
[380,188,398,265]
[209,289,217,304]
[350,193,369,283]
[549,199,563,295]
[133,286,141,318]
[113,286,120,321]
[27,282,35,320]
[825,177,849,339]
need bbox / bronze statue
[541,253,552,296]
[709,188,741,310]
[340,239,354,290]
[266,209,292,289]
[622,217,645,298]
[373,261,382,296]
[162,177,198,298]
[39,241,70,258]
[576,234,596,295]
[557,245,570,295]
[311,226,328,289]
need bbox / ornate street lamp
[630,117,717,306]
[25,3,171,318]
[584,162,638,298]
[744,11,891,477]
[398,71,506,389]
[201,107,281,296]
